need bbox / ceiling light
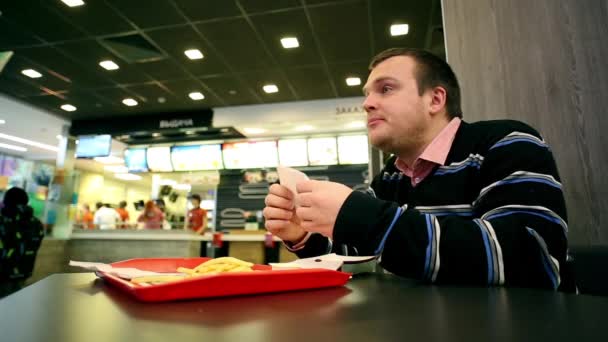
[60,104,77,112]
[263,84,279,93]
[61,0,85,7]
[390,24,409,36]
[347,121,366,129]
[115,173,142,181]
[0,142,27,152]
[294,125,314,132]
[152,132,162,137]
[104,165,128,173]
[99,60,119,70]
[243,127,266,134]
[345,77,361,86]
[188,92,205,100]
[75,140,79,144]
[122,98,138,106]
[280,37,299,49]
[0,133,58,152]
[94,156,124,164]
[184,49,204,60]
[0,119,5,124]
[56,135,63,139]
[185,130,196,135]
[21,69,42,78]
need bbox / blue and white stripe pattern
[473,219,505,285]
[473,171,563,206]
[422,214,441,282]
[481,205,568,234]
[415,204,473,217]
[374,207,404,255]
[434,154,484,176]
[489,131,548,151]
[382,171,404,183]
[526,227,561,289]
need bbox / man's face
[191,199,200,208]
[363,56,431,154]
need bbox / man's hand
[263,184,307,243]
[295,180,353,239]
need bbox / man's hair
[190,194,201,202]
[369,48,463,119]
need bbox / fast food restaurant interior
[1,0,608,338]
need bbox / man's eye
[381,85,392,93]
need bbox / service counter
[30,229,297,284]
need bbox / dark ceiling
[0,0,444,120]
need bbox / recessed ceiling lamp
[99,60,119,70]
[390,24,409,36]
[280,37,299,49]
[21,69,42,78]
[345,77,361,86]
[184,49,204,60]
[61,0,85,7]
[60,104,77,112]
[122,98,138,106]
[188,92,205,100]
[0,119,5,124]
[263,84,279,93]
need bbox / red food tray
[97,258,351,302]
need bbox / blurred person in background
[137,200,164,229]
[79,203,94,229]
[0,187,44,297]
[115,201,130,229]
[188,194,207,234]
[93,203,120,230]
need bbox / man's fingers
[296,180,315,193]
[295,207,314,221]
[268,183,294,199]
[263,207,293,220]
[265,193,294,209]
[297,192,313,208]
[265,219,290,231]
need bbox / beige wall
[442,0,608,245]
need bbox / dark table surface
[1,272,607,342]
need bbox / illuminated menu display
[75,134,112,158]
[124,148,148,172]
[171,144,223,171]
[337,135,369,164]
[146,146,173,172]
[278,139,308,167]
[222,141,278,169]
[307,137,338,166]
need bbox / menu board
[171,144,223,171]
[124,148,148,172]
[337,135,369,164]
[222,142,252,169]
[146,146,173,172]
[76,135,112,158]
[222,141,278,169]
[278,139,308,167]
[307,137,338,166]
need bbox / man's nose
[363,95,376,112]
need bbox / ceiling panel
[307,1,371,63]
[173,0,241,21]
[105,0,185,29]
[199,76,261,106]
[250,9,323,67]
[197,18,274,72]
[146,26,229,76]
[0,0,441,120]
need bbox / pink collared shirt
[395,118,462,187]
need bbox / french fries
[130,257,255,285]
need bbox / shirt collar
[395,117,462,170]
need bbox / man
[0,187,44,297]
[188,194,207,235]
[93,203,120,230]
[115,201,130,229]
[264,48,572,290]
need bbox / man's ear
[428,86,447,116]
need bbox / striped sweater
[296,120,572,291]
